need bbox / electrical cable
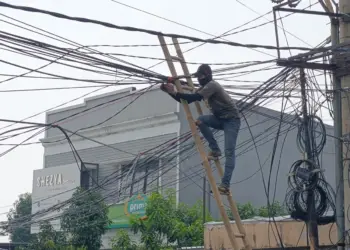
[0,25,336,246]
[0,93,304,229]
[0,7,293,140]
[0,1,313,51]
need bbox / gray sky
[0,0,330,242]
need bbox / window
[80,162,99,190]
[145,159,161,194]
[118,157,162,200]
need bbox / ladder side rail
[171,37,203,116]
[214,161,252,250]
[158,35,240,250]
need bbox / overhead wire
[0,3,295,139]
[0,2,336,244]
[0,14,165,134]
[0,1,314,51]
[0,27,284,146]
[0,82,334,240]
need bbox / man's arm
[168,93,182,103]
[163,81,217,103]
[170,81,219,104]
[162,82,198,103]
[171,92,203,104]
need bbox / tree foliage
[60,187,111,250]
[110,229,137,250]
[17,221,86,250]
[7,188,110,250]
[7,188,110,249]
[27,221,67,250]
[126,190,211,250]
[227,201,287,220]
[258,201,286,217]
[6,193,32,243]
[235,202,256,220]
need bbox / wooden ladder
[158,35,253,250]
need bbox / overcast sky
[0,0,330,242]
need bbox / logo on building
[124,194,148,219]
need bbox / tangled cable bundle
[285,115,335,224]
[297,115,327,157]
[0,3,339,246]
[287,159,320,191]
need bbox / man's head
[194,64,212,86]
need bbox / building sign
[36,174,63,187]
[124,194,147,218]
[30,164,81,234]
[108,194,148,229]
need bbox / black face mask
[198,77,207,86]
[198,75,212,86]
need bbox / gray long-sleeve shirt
[171,80,240,119]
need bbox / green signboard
[108,194,148,229]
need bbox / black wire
[0,1,313,51]
[108,0,277,58]
[0,81,300,224]
[0,40,334,239]
[0,65,304,234]
[0,9,281,139]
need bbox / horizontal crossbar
[275,7,342,18]
[277,59,335,70]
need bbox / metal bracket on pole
[272,2,341,64]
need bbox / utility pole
[331,12,345,250]
[340,0,350,246]
[273,0,344,248]
[300,68,319,250]
[203,176,206,224]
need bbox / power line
[235,0,313,47]
[0,68,333,238]
[108,0,277,57]
[0,1,313,51]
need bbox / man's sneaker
[208,150,222,158]
[218,183,230,195]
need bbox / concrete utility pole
[331,11,345,250]
[274,1,344,248]
[340,0,350,246]
[317,1,345,248]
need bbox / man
[160,64,241,194]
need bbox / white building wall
[31,87,181,248]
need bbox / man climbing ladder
[160,63,241,195]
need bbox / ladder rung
[171,55,182,61]
[207,156,219,161]
[209,189,231,196]
[182,85,194,91]
[235,233,245,238]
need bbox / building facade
[31,86,335,249]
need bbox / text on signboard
[37,174,63,187]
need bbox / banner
[108,194,148,228]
